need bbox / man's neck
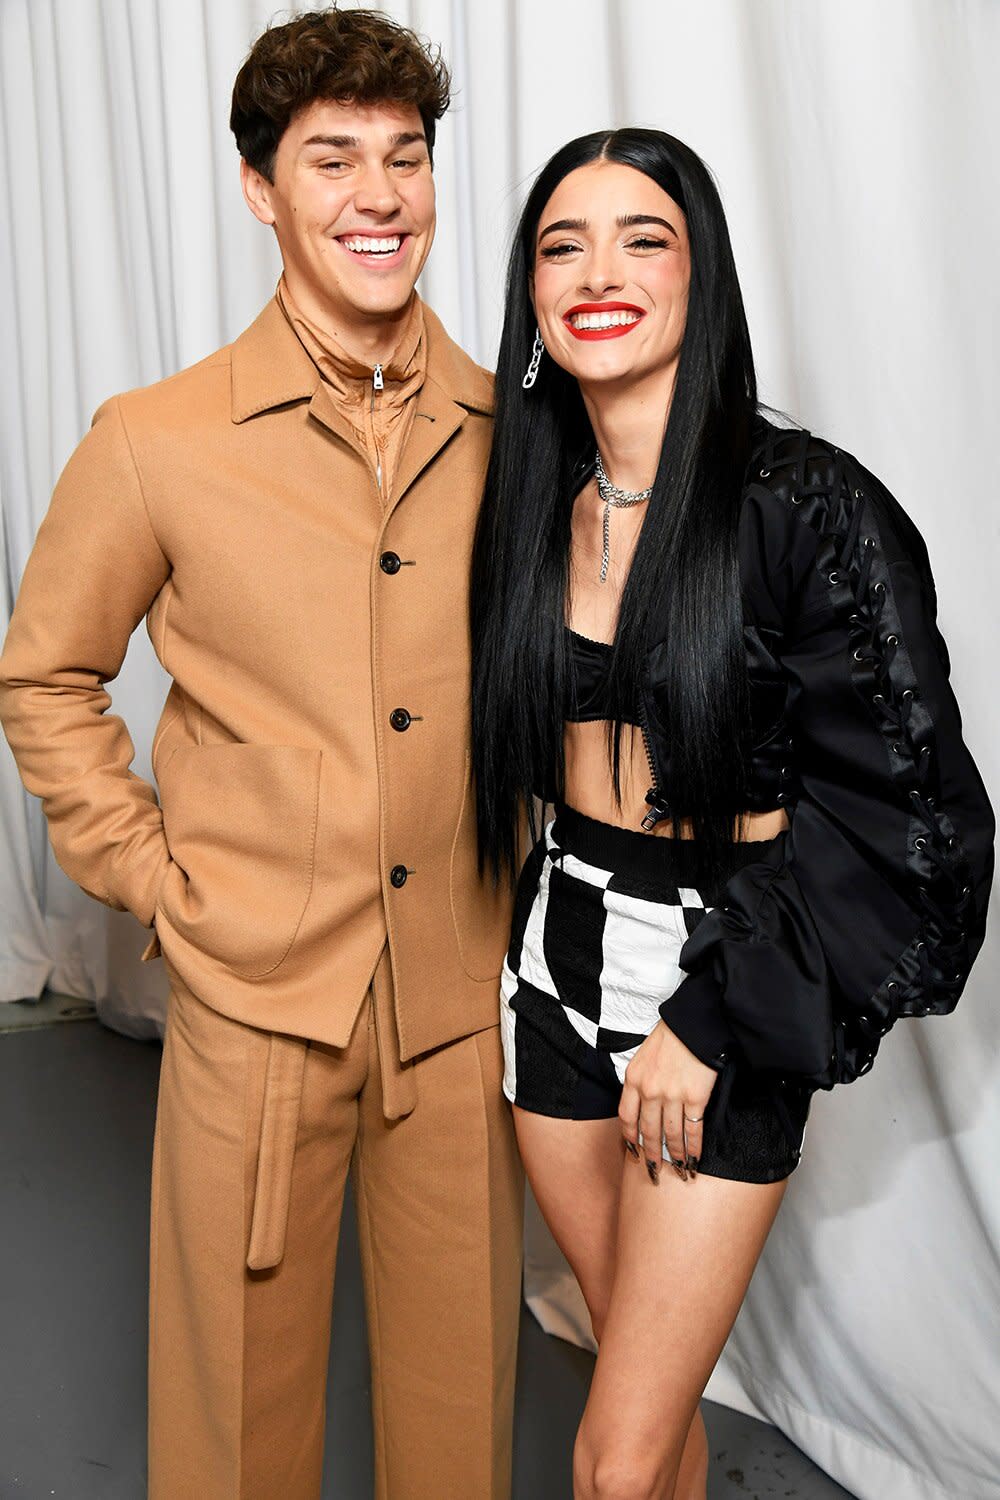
[280,272,417,370]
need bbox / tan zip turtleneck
[277,275,426,504]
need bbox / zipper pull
[641,789,670,832]
[373,363,384,392]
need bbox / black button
[389,708,412,732]
[390,865,408,888]
[380,551,401,575]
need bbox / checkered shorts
[500,804,809,1184]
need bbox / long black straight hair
[471,128,758,882]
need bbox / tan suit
[0,296,523,1498]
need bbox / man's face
[242,99,436,338]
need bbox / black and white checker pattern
[500,819,711,1106]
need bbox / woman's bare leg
[512,1107,622,1334]
[513,1107,717,1498]
[574,1163,786,1500]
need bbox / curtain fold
[1,2,996,1492]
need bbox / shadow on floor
[0,1019,854,1499]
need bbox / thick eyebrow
[301,131,427,151]
[538,212,678,242]
[538,217,587,242]
[618,213,678,235]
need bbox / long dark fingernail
[645,1158,660,1183]
[625,1140,640,1159]
[671,1158,688,1181]
[686,1156,699,1179]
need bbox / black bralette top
[565,627,641,727]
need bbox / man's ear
[241,158,277,227]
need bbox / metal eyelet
[886,981,898,992]
[854,488,863,499]
[915,837,927,850]
[759,468,770,479]
[864,536,876,548]
[874,582,886,595]
[891,743,901,754]
[853,649,865,661]
[902,689,914,703]
[873,693,885,706]
[886,634,899,647]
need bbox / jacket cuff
[659,969,736,1071]
[110,838,172,930]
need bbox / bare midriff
[564,482,787,843]
[563,718,788,842]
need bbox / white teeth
[569,309,641,330]
[342,236,402,254]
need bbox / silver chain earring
[522,328,544,390]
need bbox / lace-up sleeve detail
[659,428,995,1088]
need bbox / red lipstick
[563,301,645,341]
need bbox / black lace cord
[751,430,974,1079]
[835,465,971,1042]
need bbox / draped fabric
[1,2,997,1495]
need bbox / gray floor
[0,1017,855,1500]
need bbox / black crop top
[565,627,641,726]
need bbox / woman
[471,129,994,1500]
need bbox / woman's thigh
[580,1163,786,1487]
[513,1105,624,1336]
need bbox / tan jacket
[0,296,512,1058]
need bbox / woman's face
[530,159,690,390]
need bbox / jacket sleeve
[0,396,172,927]
[659,431,995,1087]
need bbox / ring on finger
[683,1113,703,1123]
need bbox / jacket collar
[230,292,493,424]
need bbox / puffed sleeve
[659,430,995,1087]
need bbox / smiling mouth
[564,303,645,340]
[335,233,410,267]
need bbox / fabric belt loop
[371,946,418,1122]
[246,1032,308,1271]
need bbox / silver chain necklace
[593,449,654,583]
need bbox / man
[0,10,523,1498]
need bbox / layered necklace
[593,449,654,583]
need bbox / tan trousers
[148,949,524,1499]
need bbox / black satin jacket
[641,422,994,1090]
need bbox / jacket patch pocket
[156,743,322,980]
[449,754,515,983]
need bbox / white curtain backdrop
[1,3,997,1496]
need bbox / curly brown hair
[230,7,452,182]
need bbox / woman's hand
[619,1020,718,1182]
